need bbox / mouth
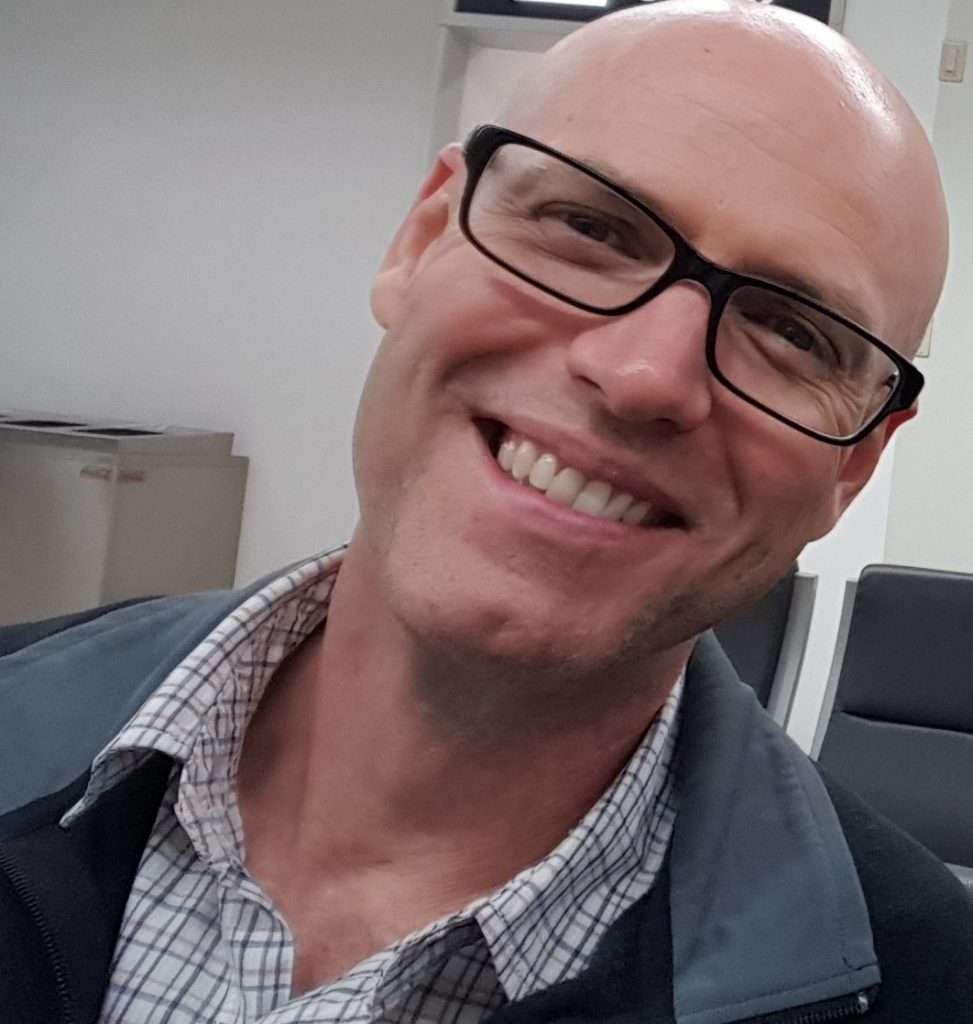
[474,418,687,530]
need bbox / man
[1,1,971,1021]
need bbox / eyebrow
[573,152,878,334]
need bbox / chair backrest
[813,563,973,870]
[714,567,816,726]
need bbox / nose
[565,281,715,432]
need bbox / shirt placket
[218,866,296,1020]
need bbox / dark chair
[714,566,816,727]
[812,563,973,877]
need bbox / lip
[476,413,690,528]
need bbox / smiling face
[352,2,947,682]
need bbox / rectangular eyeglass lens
[716,286,898,438]
[468,144,675,310]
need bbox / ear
[370,144,466,328]
[880,404,918,442]
[812,405,918,539]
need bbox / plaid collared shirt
[64,547,681,1024]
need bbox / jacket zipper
[0,844,75,1024]
[741,987,875,1023]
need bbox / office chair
[812,563,973,882]
[714,566,816,727]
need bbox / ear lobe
[881,405,918,442]
[812,406,917,538]
[370,144,465,328]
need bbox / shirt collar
[60,546,345,829]
[366,675,682,1012]
[475,675,682,1001]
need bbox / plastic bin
[0,410,248,624]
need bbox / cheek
[352,334,421,543]
[732,422,843,543]
[401,244,586,366]
[354,260,581,487]
[350,293,494,539]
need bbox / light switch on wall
[916,317,934,359]
[940,40,967,83]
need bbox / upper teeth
[497,435,652,525]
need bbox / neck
[239,535,688,904]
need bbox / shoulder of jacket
[0,596,158,658]
[0,587,246,815]
[1,591,226,660]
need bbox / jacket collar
[490,634,880,1024]
[0,565,293,817]
[667,634,879,1023]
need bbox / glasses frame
[459,124,924,447]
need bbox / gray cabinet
[0,412,248,624]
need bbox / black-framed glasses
[459,124,924,446]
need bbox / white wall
[457,44,540,135]
[0,0,440,585]
[884,0,973,571]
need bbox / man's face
[353,20,927,677]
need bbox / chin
[385,559,667,692]
[394,568,554,660]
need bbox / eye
[768,317,819,353]
[741,308,836,364]
[562,211,615,243]
[540,203,637,256]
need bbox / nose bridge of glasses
[622,245,728,325]
[616,243,735,321]
[669,243,739,302]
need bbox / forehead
[506,29,923,346]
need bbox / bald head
[498,0,947,355]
